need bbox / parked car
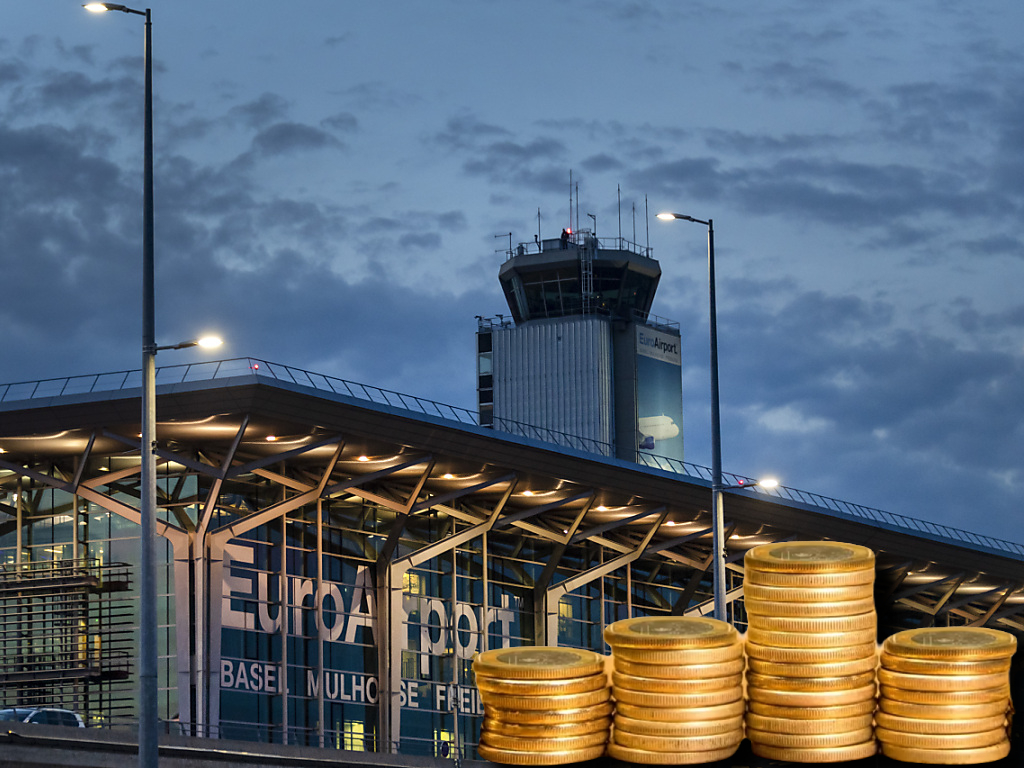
[0,707,85,727]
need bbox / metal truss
[2,381,1024,748]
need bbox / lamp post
[656,212,730,621]
[84,6,223,761]
[83,5,157,766]
[84,5,153,767]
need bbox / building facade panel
[491,317,614,447]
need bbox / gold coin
[477,743,606,765]
[878,697,1010,720]
[483,717,612,738]
[746,682,876,707]
[879,684,1010,705]
[488,687,610,711]
[747,626,876,648]
[880,652,1011,676]
[613,686,742,708]
[878,668,1008,692]
[744,595,876,617]
[477,672,608,696]
[606,742,740,765]
[744,567,875,588]
[744,541,875,573]
[611,643,743,665]
[880,741,1010,764]
[613,671,742,694]
[746,611,876,633]
[883,627,1016,661]
[875,711,1007,735]
[745,640,877,664]
[747,698,876,720]
[746,712,873,734]
[614,714,744,737]
[747,670,875,692]
[747,725,874,748]
[613,729,743,752]
[484,702,613,725]
[480,731,608,752]
[742,582,875,602]
[746,655,877,678]
[613,657,745,679]
[604,616,738,649]
[875,726,1008,749]
[751,741,879,762]
[474,647,607,680]
[615,699,745,723]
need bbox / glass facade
[0,485,140,723]
[2,378,1018,760]
[0,448,731,756]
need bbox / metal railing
[500,230,654,261]
[3,360,1021,560]
[31,719,476,760]
[0,557,103,579]
[476,309,678,333]
[0,358,614,456]
[635,453,1024,559]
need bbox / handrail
[0,358,615,457]
[634,453,1024,559]
[500,230,654,261]
[3,360,1021,560]
[0,557,102,577]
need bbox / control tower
[477,228,683,463]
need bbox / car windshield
[0,709,29,721]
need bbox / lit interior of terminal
[1,360,1022,759]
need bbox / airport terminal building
[1,358,1023,759]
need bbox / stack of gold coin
[604,616,745,765]
[473,646,611,765]
[876,627,1016,764]
[743,541,879,763]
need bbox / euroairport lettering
[637,330,679,357]
[218,662,485,714]
[220,543,515,693]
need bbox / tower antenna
[645,195,650,252]
[568,170,573,233]
[575,182,580,235]
[494,232,512,257]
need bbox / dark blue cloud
[251,122,342,155]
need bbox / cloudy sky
[2,2,1022,542]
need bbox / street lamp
[160,335,223,352]
[83,6,158,767]
[656,211,733,621]
[83,6,205,768]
